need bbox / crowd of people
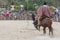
[0,2,60,22]
[0,8,60,22]
[0,9,35,20]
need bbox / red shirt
[4,10,9,17]
[37,5,52,17]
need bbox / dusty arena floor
[0,20,60,40]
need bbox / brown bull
[32,14,53,35]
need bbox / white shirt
[55,8,59,12]
[11,5,14,10]
[43,5,48,7]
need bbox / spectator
[4,10,10,20]
[55,8,59,22]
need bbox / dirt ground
[0,20,60,40]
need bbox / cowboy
[37,2,52,25]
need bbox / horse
[31,14,53,35]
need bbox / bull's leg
[51,27,53,35]
[49,26,53,35]
[35,25,38,30]
[43,27,46,34]
[38,25,41,31]
[35,25,40,31]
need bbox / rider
[37,1,52,25]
